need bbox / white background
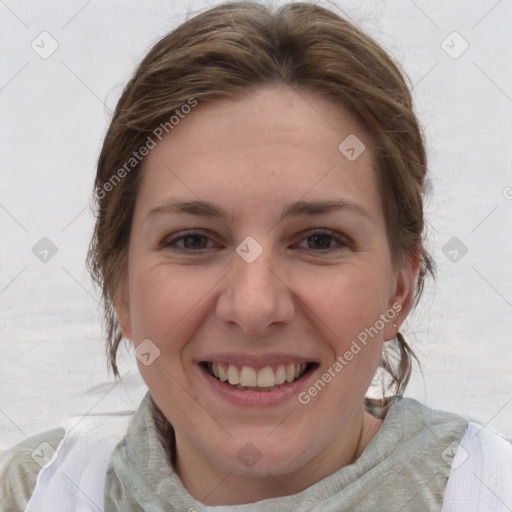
[1,0,511,450]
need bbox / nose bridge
[233,236,278,305]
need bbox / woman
[1,2,511,511]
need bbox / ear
[113,280,133,341]
[383,253,421,341]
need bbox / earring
[393,323,398,329]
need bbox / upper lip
[196,353,317,368]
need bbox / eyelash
[160,229,350,253]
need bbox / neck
[174,405,383,506]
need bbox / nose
[215,241,295,336]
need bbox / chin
[203,428,315,477]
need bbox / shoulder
[0,428,65,511]
[387,396,509,466]
[21,413,135,511]
[371,396,470,504]
[381,395,470,446]
[383,397,512,509]
[441,422,512,511]
[456,421,512,462]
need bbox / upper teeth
[210,362,307,388]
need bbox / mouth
[200,361,317,391]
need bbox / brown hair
[87,1,435,398]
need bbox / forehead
[135,85,381,224]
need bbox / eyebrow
[146,199,370,223]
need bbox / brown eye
[162,231,213,251]
[297,229,349,251]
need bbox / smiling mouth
[201,362,316,391]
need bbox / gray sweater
[0,393,470,511]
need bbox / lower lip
[198,364,317,407]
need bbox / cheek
[127,265,211,414]
[296,270,387,412]
[295,265,389,397]
[129,264,205,340]
[299,264,390,339]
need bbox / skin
[116,84,419,505]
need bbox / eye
[160,228,350,254]
[161,230,215,251]
[296,229,349,252]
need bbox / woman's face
[117,85,417,492]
